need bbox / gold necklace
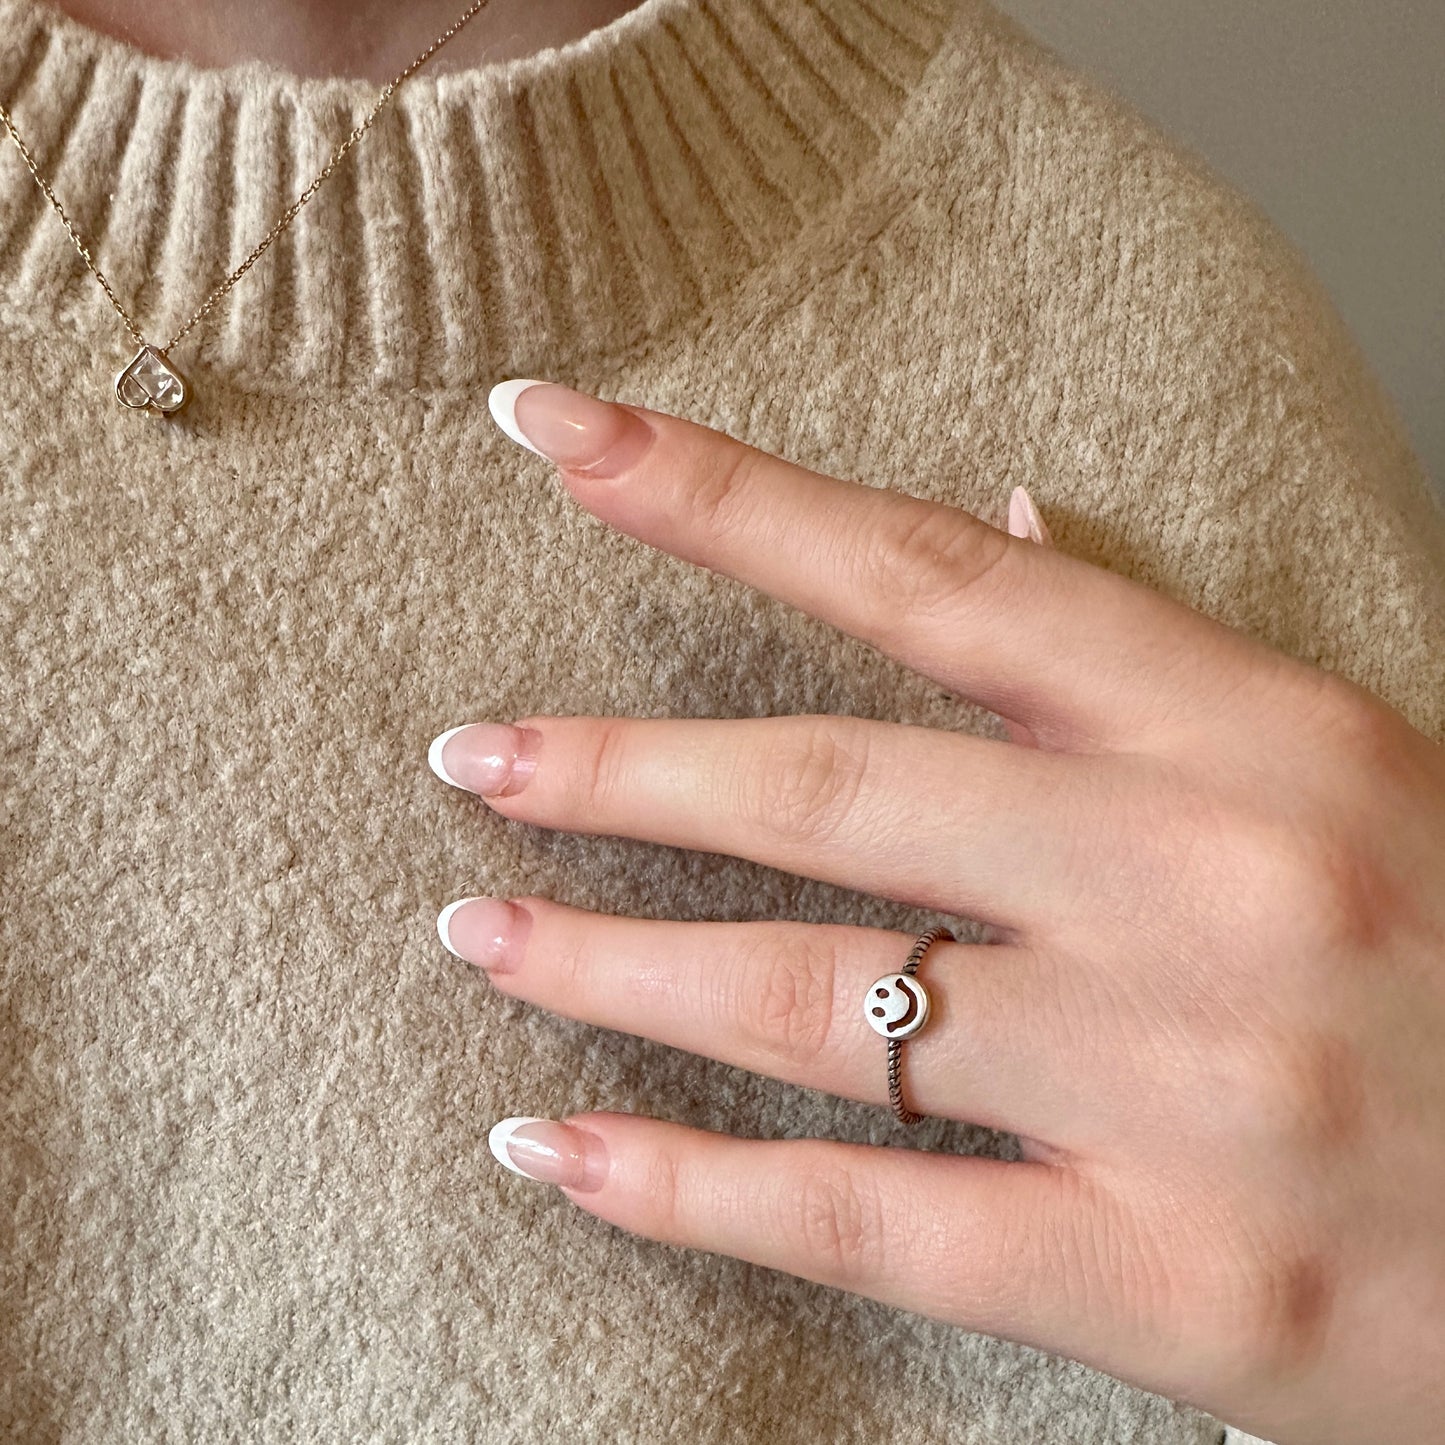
[0,0,493,417]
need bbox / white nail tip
[428,724,471,789]
[489,1115,547,1178]
[436,897,477,959]
[488,379,548,458]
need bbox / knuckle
[690,443,765,545]
[1212,793,1398,965]
[786,1157,885,1283]
[868,499,1012,626]
[1303,833,1397,958]
[1228,1235,1341,1384]
[1260,820,1398,961]
[543,912,589,996]
[1218,1027,1369,1158]
[1286,1033,1370,1153]
[576,716,633,813]
[638,1146,686,1244]
[1160,1196,1342,1391]
[1073,1182,1173,1346]
[735,719,870,846]
[731,928,839,1067]
[1306,669,1409,772]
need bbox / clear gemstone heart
[115,346,189,414]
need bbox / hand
[428,380,1445,1445]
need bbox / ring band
[863,925,956,1126]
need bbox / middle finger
[429,713,1094,930]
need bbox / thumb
[1007,485,1053,547]
[1000,486,1052,748]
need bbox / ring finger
[438,893,1100,1148]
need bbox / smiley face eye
[863,972,929,1040]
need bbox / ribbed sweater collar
[0,0,958,397]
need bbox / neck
[43,0,646,79]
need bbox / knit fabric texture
[1,0,1441,1441]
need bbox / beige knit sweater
[2,0,1441,1441]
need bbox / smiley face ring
[863,925,956,1126]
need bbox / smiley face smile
[863,972,931,1041]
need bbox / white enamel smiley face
[864,972,930,1039]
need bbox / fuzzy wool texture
[1,0,1441,1442]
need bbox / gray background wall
[990,0,1444,501]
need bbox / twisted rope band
[884,925,955,1125]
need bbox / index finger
[489,379,1295,750]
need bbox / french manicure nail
[1007,485,1052,546]
[487,378,654,476]
[488,1116,610,1191]
[437,896,532,972]
[428,722,541,796]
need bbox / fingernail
[488,379,654,477]
[488,1116,610,1191]
[428,722,541,796]
[437,896,532,972]
[1007,485,1052,546]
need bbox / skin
[48,0,645,77]
[42,4,1445,1436]
[429,380,1445,1445]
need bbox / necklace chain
[0,0,491,358]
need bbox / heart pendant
[115,345,190,416]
